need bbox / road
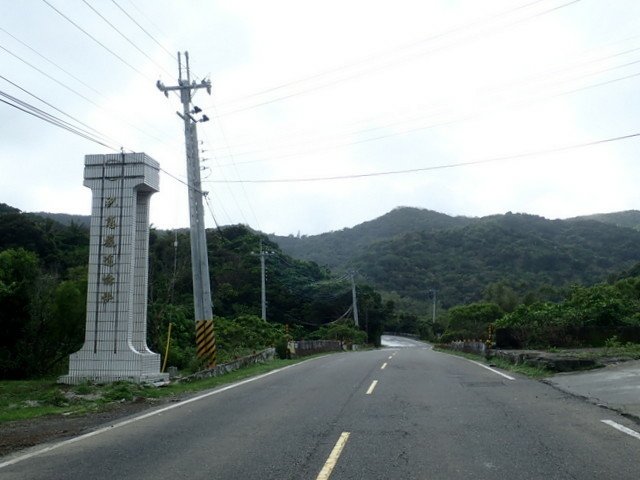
[1,335,639,479]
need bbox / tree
[442,302,504,342]
[0,248,41,377]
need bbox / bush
[274,337,290,360]
[441,302,503,342]
[306,322,367,344]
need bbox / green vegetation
[0,203,392,380]
[439,302,503,342]
[0,357,314,423]
[572,210,640,231]
[435,348,553,379]
[272,208,640,312]
[354,213,640,309]
[495,276,640,348]
[4,201,640,383]
[271,207,473,269]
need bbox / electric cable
[111,0,176,61]
[41,0,154,82]
[81,0,175,78]
[203,132,640,184]
[213,0,555,108]
[202,30,640,164]
[0,95,118,150]
[207,63,640,170]
[209,0,582,116]
[209,104,262,230]
[0,25,106,99]
[0,40,182,151]
[0,73,119,146]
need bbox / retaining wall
[180,348,276,382]
[289,340,344,357]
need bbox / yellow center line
[366,380,378,395]
[381,362,387,370]
[316,432,351,480]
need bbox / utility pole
[157,52,217,367]
[430,289,437,325]
[253,241,273,321]
[350,272,359,327]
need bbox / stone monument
[60,153,168,384]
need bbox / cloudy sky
[1,0,639,235]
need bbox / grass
[434,347,553,379]
[0,356,319,424]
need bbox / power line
[209,104,262,230]
[0,76,212,205]
[0,42,104,109]
[209,0,582,116]
[0,25,106,99]
[0,93,118,150]
[0,36,185,153]
[111,0,176,60]
[0,73,119,146]
[202,33,640,168]
[207,61,640,170]
[203,194,221,230]
[207,42,640,161]
[41,0,153,81]
[212,0,553,109]
[202,132,640,184]
[81,0,174,78]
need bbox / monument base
[59,349,169,385]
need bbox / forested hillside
[354,213,640,308]
[270,207,473,269]
[271,207,640,309]
[570,210,640,231]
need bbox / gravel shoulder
[0,397,170,457]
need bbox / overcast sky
[1,0,639,235]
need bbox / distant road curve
[380,334,430,348]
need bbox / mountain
[31,211,91,228]
[269,207,474,269]
[19,205,640,311]
[270,207,640,309]
[570,210,640,231]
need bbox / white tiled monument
[60,153,168,384]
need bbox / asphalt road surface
[1,335,639,479]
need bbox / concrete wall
[180,348,276,382]
[289,340,344,357]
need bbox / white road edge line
[0,359,320,470]
[466,359,516,381]
[381,362,387,370]
[366,380,378,395]
[602,420,640,440]
[316,432,350,480]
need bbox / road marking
[602,420,640,440]
[0,359,321,470]
[466,359,516,381]
[366,380,378,395]
[316,432,350,480]
[381,362,387,370]
[388,355,393,359]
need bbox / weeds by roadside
[0,357,309,424]
[434,347,553,379]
